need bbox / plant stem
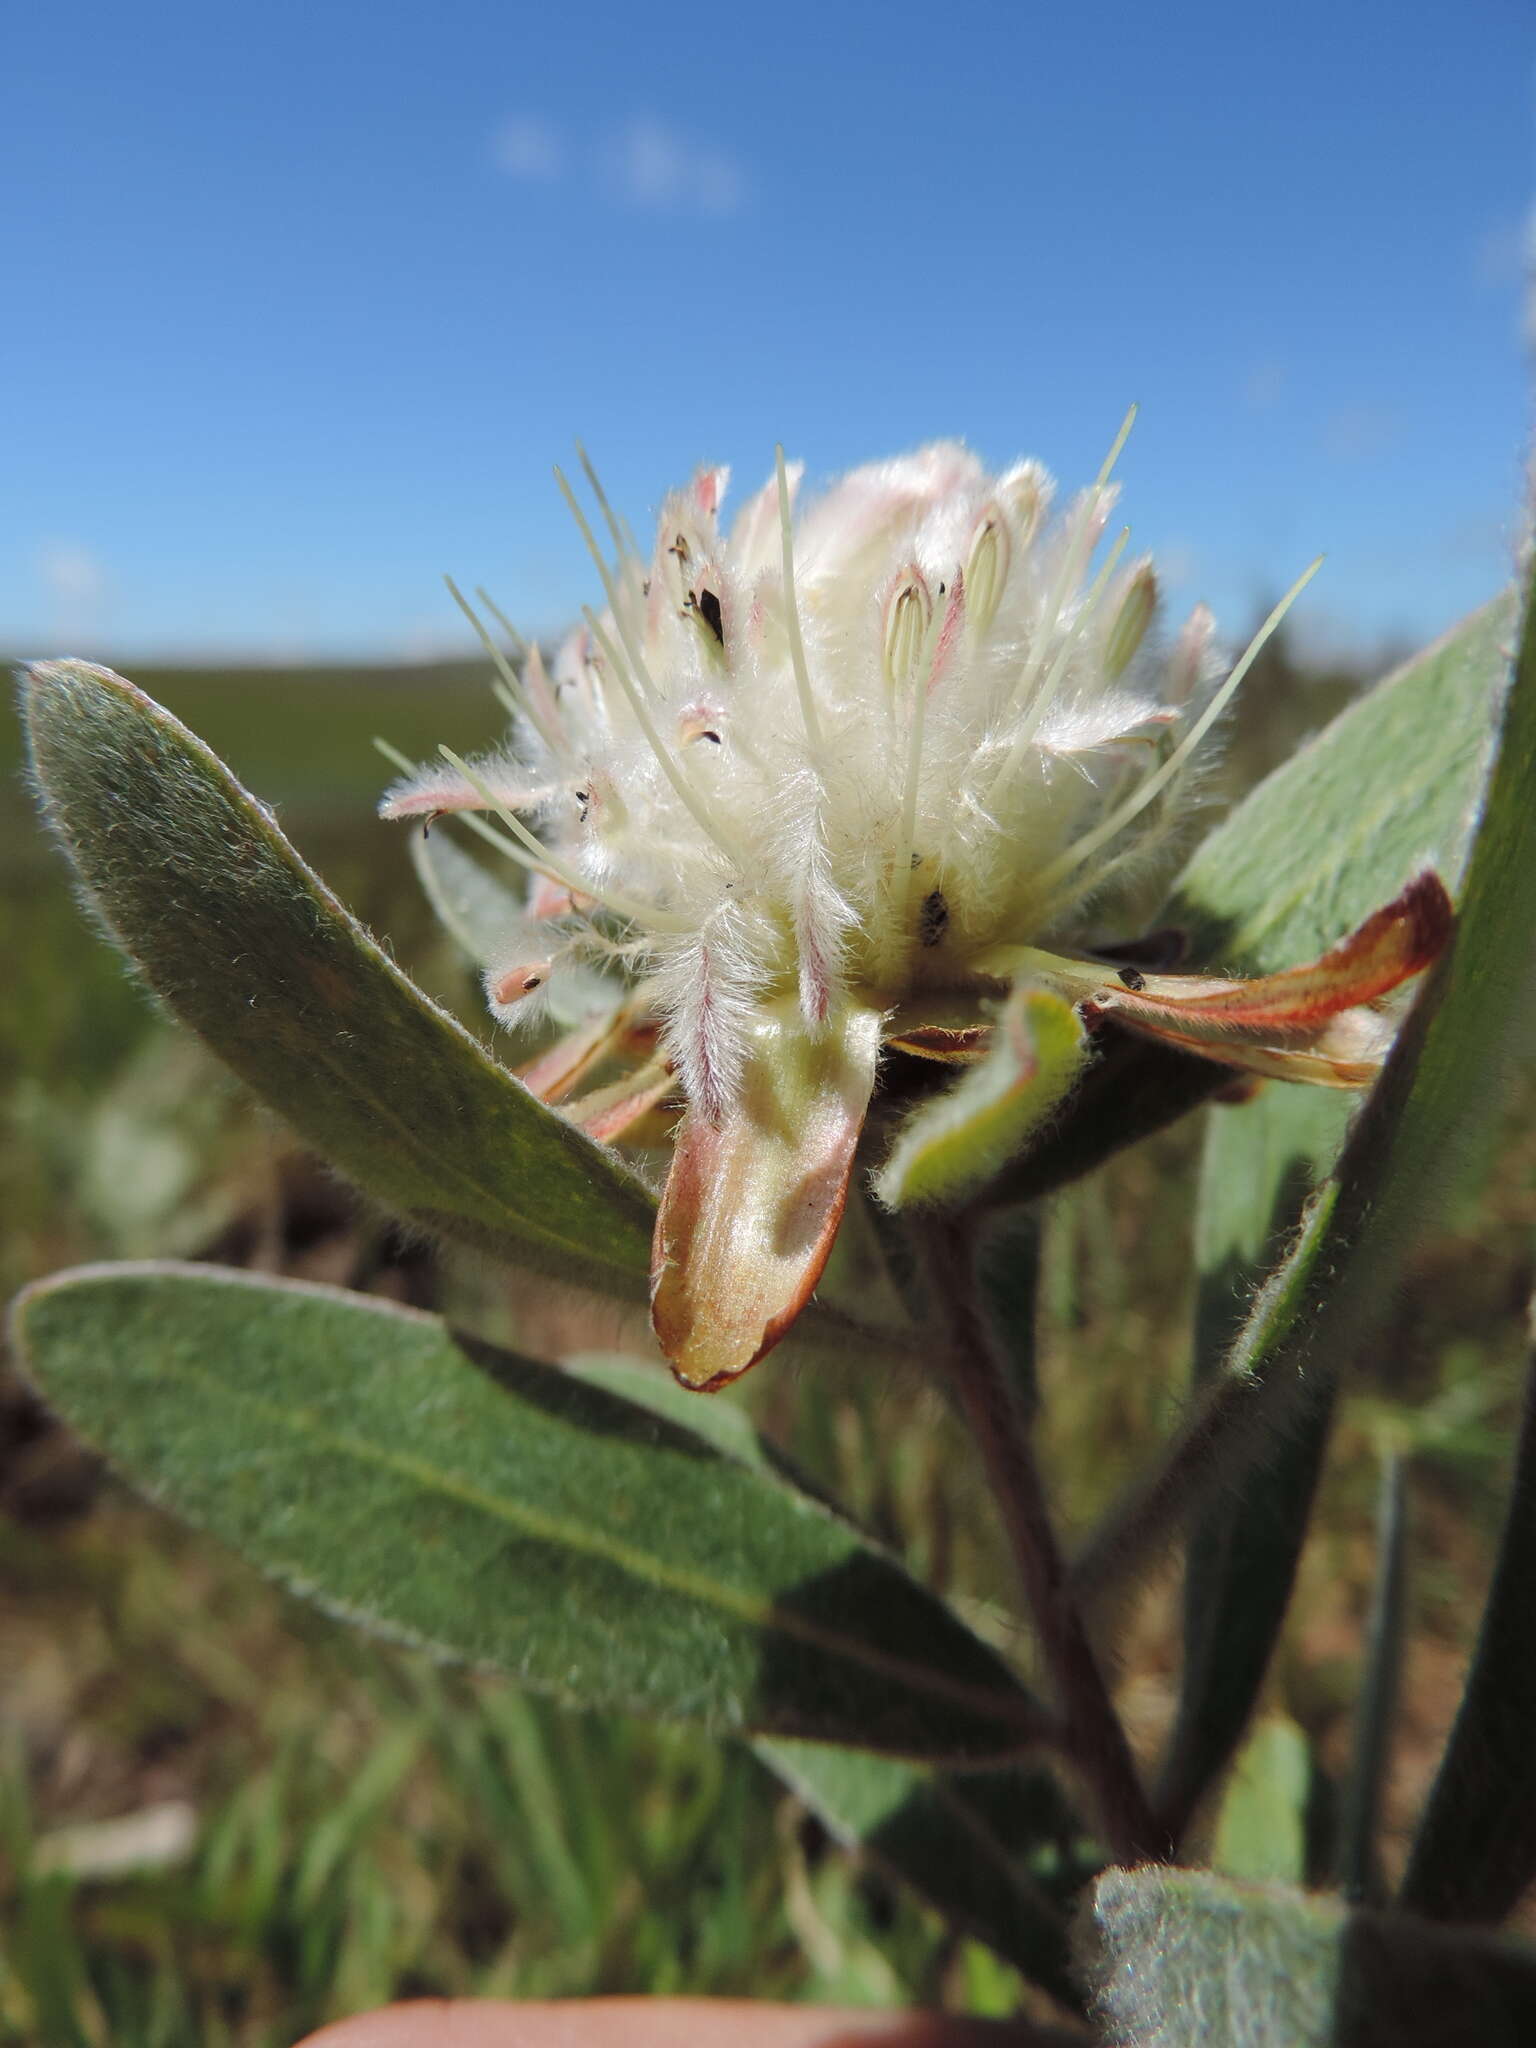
[924,1213,1169,1865]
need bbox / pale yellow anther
[964,512,1011,640]
[1104,562,1158,678]
[883,568,933,692]
[1002,465,1048,548]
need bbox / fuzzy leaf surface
[21,662,654,1293]
[1171,590,1516,974]
[1084,1866,1536,2048]
[10,1264,1044,1761]
[979,595,1514,1212]
[874,988,1086,1210]
[1152,588,1524,1837]
[555,1354,1084,1991]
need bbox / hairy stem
[923,1214,1169,1865]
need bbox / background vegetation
[2,635,1530,2046]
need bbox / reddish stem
[924,1215,1169,1866]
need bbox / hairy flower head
[382,425,1445,1388]
[386,422,1237,1086]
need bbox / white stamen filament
[899,648,931,894]
[487,676,529,729]
[554,467,662,707]
[579,606,745,864]
[439,745,691,930]
[1096,402,1139,489]
[775,443,825,757]
[984,524,1132,804]
[894,585,955,943]
[1034,555,1324,892]
[443,577,565,761]
[373,736,683,930]
[406,827,559,979]
[375,733,568,884]
[473,585,526,656]
[478,593,573,756]
[992,403,1138,750]
[384,431,1331,1154]
[576,441,635,567]
[1030,523,1132,721]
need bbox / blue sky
[5,0,1531,663]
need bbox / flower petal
[884,1022,993,1064]
[379,757,553,821]
[562,1058,679,1144]
[1087,1010,1391,1088]
[517,1004,658,1103]
[651,1002,884,1391]
[881,990,997,1063]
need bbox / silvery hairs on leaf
[380,423,1444,1388]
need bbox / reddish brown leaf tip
[1391,867,1455,975]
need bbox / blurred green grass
[2,640,1533,2043]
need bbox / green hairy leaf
[1084,1866,1536,2048]
[1148,586,1527,1835]
[20,661,654,1294]
[545,1353,1083,1993]
[982,592,1517,1217]
[1172,589,1517,975]
[9,1264,1044,1763]
[874,988,1086,1211]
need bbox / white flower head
[383,421,1445,1389]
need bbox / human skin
[297,1998,1077,2047]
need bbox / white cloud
[36,541,108,641]
[489,111,747,216]
[609,116,745,217]
[38,541,105,607]
[493,114,563,181]
[1242,360,1287,412]
[1321,405,1401,465]
[1471,210,1533,291]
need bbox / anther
[491,962,552,1006]
[918,889,950,948]
[1105,562,1158,678]
[964,511,1011,638]
[883,567,932,692]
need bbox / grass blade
[1401,1332,1536,1921]
[1335,1452,1409,1905]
